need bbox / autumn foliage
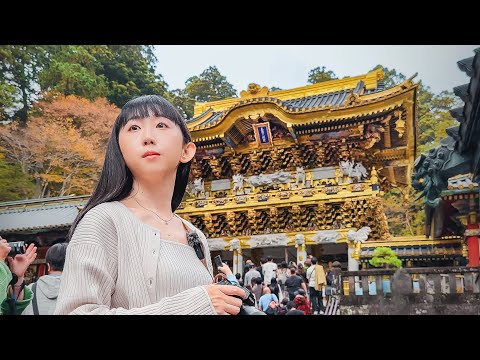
[0,94,119,198]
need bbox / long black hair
[67,95,193,241]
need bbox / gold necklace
[134,197,175,225]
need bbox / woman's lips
[142,151,160,158]
[144,154,160,159]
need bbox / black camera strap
[32,282,39,315]
[6,274,25,315]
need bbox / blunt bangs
[117,95,189,139]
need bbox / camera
[215,277,264,315]
[8,241,25,258]
[213,255,265,315]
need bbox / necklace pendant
[165,221,169,225]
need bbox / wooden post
[361,276,369,296]
[349,276,356,298]
[432,274,442,294]
[448,273,457,294]
[464,272,474,292]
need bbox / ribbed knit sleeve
[54,204,216,315]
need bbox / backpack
[295,296,311,315]
[326,271,333,286]
[264,295,278,315]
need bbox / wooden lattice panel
[236,211,249,236]
[210,213,228,238]
[278,148,294,170]
[277,207,293,232]
[247,209,258,235]
[239,153,251,175]
[220,156,233,178]
[316,203,336,229]
[324,142,340,166]
[314,142,326,167]
[303,206,317,231]
[200,158,213,179]
[257,210,270,233]
[226,211,237,235]
[269,207,279,233]
[299,144,316,168]
[191,215,207,236]
[259,151,273,173]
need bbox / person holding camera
[0,237,38,315]
[55,95,245,315]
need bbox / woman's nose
[142,128,156,145]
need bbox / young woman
[54,95,245,315]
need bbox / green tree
[173,66,237,119]
[416,85,460,154]
[184,66,237,103]
[0,45,48,124]
[307,66,338,84]
[0,83,16,120]
[165,89,195,120]
[39,46,108,100]
[270,86,282,92]
[0,147,35,201]
[369,247,402,269]
[39,45,168,108]
[383,187,424,236]
[95,45,168,107]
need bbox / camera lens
[8,241,25,258]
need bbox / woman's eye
[129,125,140,131]
[157,122,168,128]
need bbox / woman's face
[118,115,195,179]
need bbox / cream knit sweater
[54,201,217,315]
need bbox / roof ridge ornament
[240,83,269,98]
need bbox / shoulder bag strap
[32,282,39,315]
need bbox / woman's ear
[180,142,196,163]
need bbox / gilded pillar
[230,238,242,275]
[382,115,392,148]
[348,242,360,271]
[295,234,306,264]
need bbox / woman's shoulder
[71,202,122,246]
[81,202,120,222]
[76,201,127,233]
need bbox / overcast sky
[155,45,479,95]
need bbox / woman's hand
[0,238,11,262]
[7,243,37,280]
[204,284,245,315]
[217,262,233,277]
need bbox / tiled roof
[186,107,213,124]
[195,111,223,128]
[192,80,387,130]
[0,196,89,233]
